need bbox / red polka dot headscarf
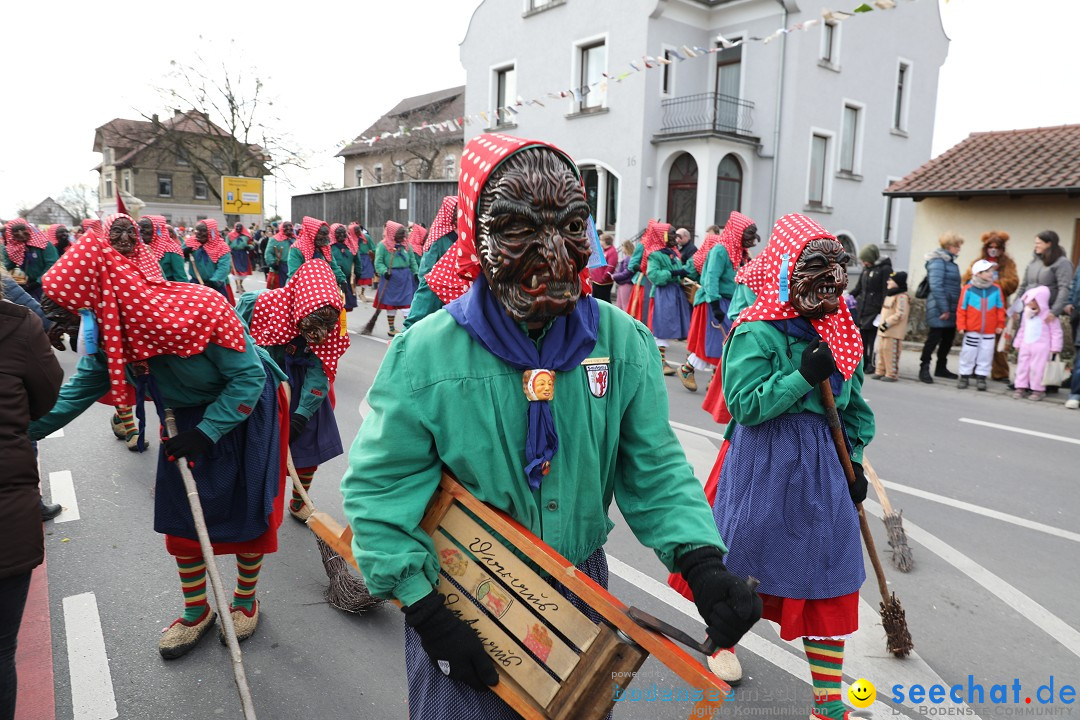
[3,218,49,267]
[41,213,247,405]
[344,223,362,256]
[424,196,458,253]
[716,210,754,273]
[639,219,671,275]
[79,218,103,242]
[184,218,230,263]
[143,215,182,261]
[407,224,427,256]
[381,220,405,252]
[425,133,585,305]
[274,222,293,243]
[44,224,63,247]
[293,216,333,263]
[248,261,350,382]
[730,213,863,380]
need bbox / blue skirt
[342,282,357,310]
[231,248,252,275]
[403,549,610,720]
[284,348,343,468]
[357,253,375,280]
[703,297,733,359]
[154,360,282,545]
[713,413,864,600]
[650,282,690,340]
[376,270,415,308]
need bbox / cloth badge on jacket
[582,356,610,398]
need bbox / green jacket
[286,247,348,288]
[188,249,231,286]
[159,252,189,282]
[720,320,875,462]
[695,244,737,306]
[356,233,376,256]
[264,238,292,269]
[228,233,253,252]
[1,243,58,286]
[374,243,418,276]
[235,291,328,420]
[30,336,284,443]
[340,302,725,605]
[627,243,645,281]
[330,243,362,284]
[645,250,682,295]
[403,233,457,330]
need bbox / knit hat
[858,243,880,264]
[890,270,908,291]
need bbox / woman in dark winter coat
[0,275,63,719]
[1015,230,1074,319]
[851,243,892,371]
[919,232,963,383]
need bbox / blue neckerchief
[446,274,599,490]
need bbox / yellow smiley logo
[848,678,876,708]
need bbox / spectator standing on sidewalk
[919,232,963,383]
[962,231,1018,381]
[872,271,909,382]
[588,233,618,303]
[1013,286,1064,402]
[851,243,892,372]
[612,240,636,311]
[955,260,1006,391]
[1064,263,1080,409]
[1015,230,1074,321]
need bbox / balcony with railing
[655,92,757,141]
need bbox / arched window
[714,154,742,225]
[666,153,698,238]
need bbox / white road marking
[958,417,1080,446]
[878,479,1080,544]
[63,593,118,720]
[863,498,1080,661]
[669,420,725,442]
[356,333,390,345]
[604,554,909,718]
[49,470,80,523]
[45,428,65,439]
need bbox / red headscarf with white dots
[144,215,183,261]
[424,196,458,253]
[292,216,333,263]
[381,220,405,252]
[3,218,49,267]
[42,213,246,405]
[344,223,361,256]
[730,213,863,379]
[248,261,349,382]
[639,219,670,275]
[407,224,427,256]
[184,218,230,263]
[79,218,103,242]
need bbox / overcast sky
[2,0,1076,220]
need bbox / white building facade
[460,0,948,274]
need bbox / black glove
[678,547,762,649]
[404,591,498,690]
[47,323,67,351]
[164,428,213,461]
[879,322,889,332]
[799,338,837,386]
[849,461,868,505]
[709,300,725,324]
[670,268,688,278]
[385,270,392,279]
[289,413,309,438]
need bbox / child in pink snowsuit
[1013,285,1063,401]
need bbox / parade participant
[237,261,347,521]
[2,219,58,302]
[373,220,418,336]
[29,212,288,659]
[185,219,233,301]
[227,222,254,295]
[78,218,102,242]
[45,224,72,255]
[407,222,427,260]
[710,214,873,720]
[140,215,187,282]
[286,216,349,291]
[341,133,761,719]
[352,223,377,302]
[624,234,652,324]
[329,223,362,311]
[404,196,458,330]
[264,220,295,289]
[678,212,758,392]
[645,220,691,375]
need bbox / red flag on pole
[116,190,128,215]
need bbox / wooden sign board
[308,472,729,720]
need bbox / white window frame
[193,176,208,200]
[158,174,173,198]
[373,164,383,184]
[121,169,132,194]
[354,167,364,187]
[571,33,609,113]
[838,100,865,176]
[490,61,517,127]
[806,128,835,209]
[526,0,552,10]
[660,45,677,98]
[710,34,746,105]
[882,176,901,246]
[893,58,913,133]
[444,154,457,180]
[104,172,114,199]
[820,20,841,68]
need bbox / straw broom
[281,383,383,614]
[360,272,386,335]
[819,381,914,658]
[164,410,258,720]
[862,456,914,572]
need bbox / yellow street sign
[220,176,263,215]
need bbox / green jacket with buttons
[340,301,726,605]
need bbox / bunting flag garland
[344,0,920,148]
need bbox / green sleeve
[841,368,874,464]
[39,243,59,279]
[195,341,268,442]
[613,324,726,568]
[263,241,281,268]
[374,244,390,276]
[407,249,419,276]
[295,356,329,420]
[160,253,188,282]
[728,284,756,319]
[403,281,442,330]
[228,235,247,251]
[646,252,674,287]
[721,325,814,427]
[350,250,363,280]
[0,246,12,271]
[29,351,111,440]
[340,341,443,605]
[709,246,737,300]
[328,253,349,288]
[628,243,644,273]
[209,254,232,285]
[234,291,262,326]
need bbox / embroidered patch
[585,363,609,398]
[238,404,253,416]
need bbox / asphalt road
[24,291,1080,720]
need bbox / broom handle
[817,382,891,604]
[279,382,317,510]
[164,410,257,720]
[861,456,894,516]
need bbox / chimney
[174,108,182,117]
[152,113,159,124]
